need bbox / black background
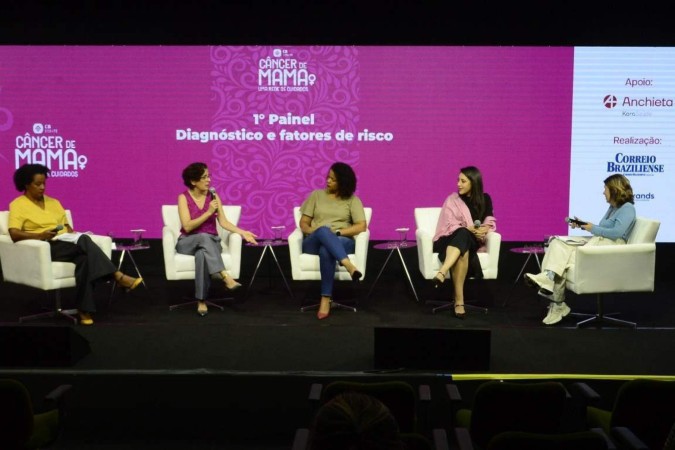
[2,1,675,46]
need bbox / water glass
[131,229,145,246]
[271,225,285,241]
[396,227,409,247]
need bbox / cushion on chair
[627,217,660,245]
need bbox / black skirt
[433,227,484,279]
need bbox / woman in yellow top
[8,164,142,325]
[299,162,366,319]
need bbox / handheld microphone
[473,219,482,228]
[49,224,64,233]
[565,217,587,226]
[208,187,219,216]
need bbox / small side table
[367,241,420,303]
[245,240,294,300]
[503,245,545,306]
[110,243,150,300]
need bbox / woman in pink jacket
[432,166,496,318]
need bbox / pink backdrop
[0,46,573,240]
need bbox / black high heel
[433,272,445,288]
[454,303,466,319]
[351,270,363,282]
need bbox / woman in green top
[299,162,367,319]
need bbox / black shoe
[454,303,466,320]
[433,272,445,288]
[351,270,363,282]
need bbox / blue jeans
[302,226,356,297]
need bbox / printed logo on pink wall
[208,46,361,236]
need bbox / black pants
[49,235,117,312]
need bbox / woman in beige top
[299,162,366,319]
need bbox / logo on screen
[14,123,88,178]
[607,153,664,176]
[634,192,655,201]
[258,48,316,92]
[603,95,618,109]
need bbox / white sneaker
[542,303,555,324]
[543,302,571,325]
[524,272,554,294]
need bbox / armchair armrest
[292,428,310,450]
[416,228,435,279]
[225,232,243,279]
[43,384,72,420]
[611,427,648,450]
[0,237,55,288]
[454,427,474,450]
[481,231,502,279]
[433,428,451,450]
[162,226,179,280]
[89,234,112,258]
[569,382,601,406]
[354,229,370,277]
[288,227,304,279]
[445,383,462,402]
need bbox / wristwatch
[336,230,341,237]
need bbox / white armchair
[288,206,372,311]
[0,210,112,323]
[161,205,243,310]
[414,207,502,314]
[565,216,660,328]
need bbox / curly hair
[330,162,357,199]
[181,162,208,188]
[13,164,50,192]
[604,174,634,206]
[309,392,404,450]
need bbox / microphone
[208,187,219,216]
[473,219,482,228]
[49,224,64,233]
[565,217,587,226]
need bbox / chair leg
[300,300,357,312]
[19,290,78,324]
[19,309,78,324]
[574,294,636,328]
[425,299,488,315]
[169,297,233,311]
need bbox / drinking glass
[396,227,409,247]
[271,225,285,241]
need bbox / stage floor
[2,269,674,376]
